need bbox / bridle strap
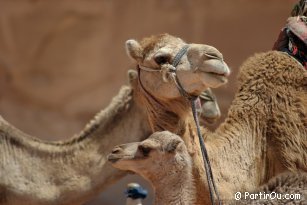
[172,44,190,67]
[137,44,220,205]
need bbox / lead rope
[191,99,221,205]
[172,77,221,205]
[171,45,221,205]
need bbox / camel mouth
[107,154,121,163]
[107,153,147,164]
[107,154,138,163]
[107,154,130,163]
[205,72,228,83]
[206,71,229,77]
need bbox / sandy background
[0,0,295,204]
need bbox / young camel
[126,47,306,204]
[108,131,196,205]
[108,132,306,205]
[0,34,230,205]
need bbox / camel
[108,133,306,205]
[0,34,230,205]
[201,51,306,202]
[122,48,306,204]
[108,131,196,205]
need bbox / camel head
[107,131,191,181]
[126,34,230,100]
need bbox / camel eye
[154,55,170,65]
[138,145,152,157]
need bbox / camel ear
[125,39,143,62]
[166,140,182,153]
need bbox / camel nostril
[111,147,122,154]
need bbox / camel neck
[180,103,274,204]
[1,86,149,152]
[152,165,195,205]
[205,106,283,200]
[135,79,189,135]
[0,86,151,204]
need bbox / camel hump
[237,51,305,90]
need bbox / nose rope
[137,45,221,205]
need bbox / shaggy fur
[205,51,306,203]
[234,51,306,171]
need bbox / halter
[138,45,195,100]
[137,45,221,205]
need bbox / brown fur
[139,33,180,59]
[206,51,306,202]
[232,51,306,171]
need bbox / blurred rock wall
[0,0,294,204]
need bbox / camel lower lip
[206,72,228,82]
[107,154,138,163]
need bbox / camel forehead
[147,132,183,147]
[140,34,185,57]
